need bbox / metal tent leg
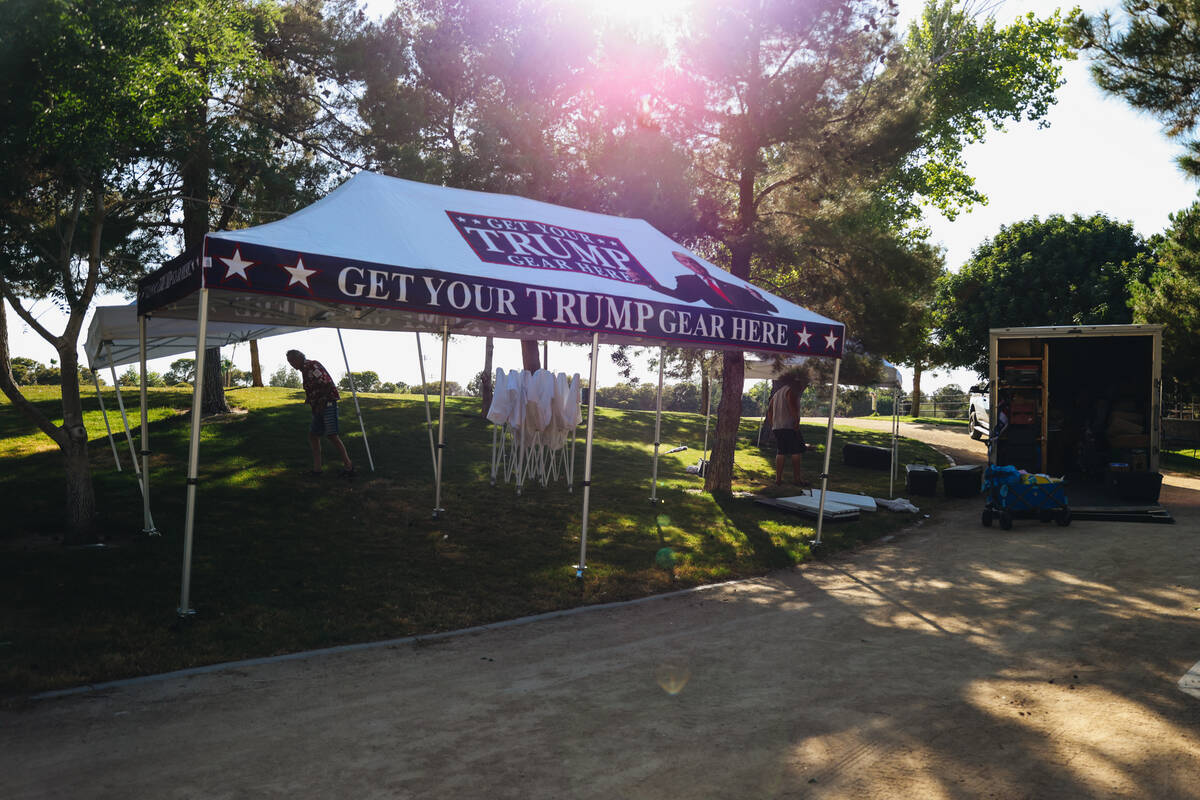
[137,321,158,535]
[415,332,438,483]
[649,347,665,503]
[107,347,136,478]
[814,358,842,546]
[336,328,374,471]
[178,288,210,617]
[890,384,899,499]
[433,323,449,519]
[92,365,121,470]
[576,333,600,579]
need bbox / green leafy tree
[412,380,463,397]
[78,365,102,387]
[339,370,381,392]
[165,358,197,385]
[268,364,301,388]
[0,0,277,540]
[118,368,141,387]
[667,382,701,413]
[933,214,1154,374]
[903,2,1072,218]
[1132,205,1200,390]
[466,371,485,398]
[595,384,637,410]
[9,357,42,385]
[1073,1,1200,175]
[632,0,1070,490]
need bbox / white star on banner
[824,329,839,351]
[796,326,812,348]
[283,257,317,289]
[219,248,255,283]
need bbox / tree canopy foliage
[1074,1,1200,175]
[1131,204,1200,390]
[1070,1,1200,390]
[1,0,1075,520]
[932,214,1154,374]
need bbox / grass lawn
[1,385,962,698]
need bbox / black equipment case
[843,443,892,470]
[943,464,984,498]
[905,463,939,496]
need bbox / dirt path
[4,430,1199,799]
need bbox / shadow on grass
[1,389,957,696]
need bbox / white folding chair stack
[487,368,582,494]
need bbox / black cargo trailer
[987,325,1166,509]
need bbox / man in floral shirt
[286,349,355,477]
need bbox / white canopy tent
[136,171,847,615]
[744,354,904,500]
[84,304,378,535]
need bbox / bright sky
[6,0,1197,394]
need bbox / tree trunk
[61,431,97,544]
[249,339,263,387]
[201,346,229,414]
[704,351,744,491]
[480,336,494,418]
[520,338,541,372]
[56,340,97,543]
[911,364,923,418]
[700,369,711,416]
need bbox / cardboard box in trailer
[988,324,1164,504]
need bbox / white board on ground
[1180,659,1200,699]
[774,495,860,519]
[797,490,878,511]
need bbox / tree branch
[0,297,64,446]
[58,182,85,308]
[0,277,60,347]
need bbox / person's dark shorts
[773,428,806,456]
[310,402,340,436]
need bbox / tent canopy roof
[138,172,844,357]
[744,353,900,387]
[86,302,302,368]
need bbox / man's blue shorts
[310,402,340,436]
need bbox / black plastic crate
[906,463,938,496]
[1109,471,1163,503]
[943,464,984,497]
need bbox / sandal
[339,466,357,478]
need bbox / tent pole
[137,318,159,535]
[91,362,121,470]
[336,328,374,471]
[814,358,842,546]
[415,333,438,482]
[433,323,449,519]
[649,346,665,503]
[577,332,600,579]
[108,344,141,482]
[178,288,210,616]
[702,359,713,462]
[759,380,769,447]
[891,384,899,498]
